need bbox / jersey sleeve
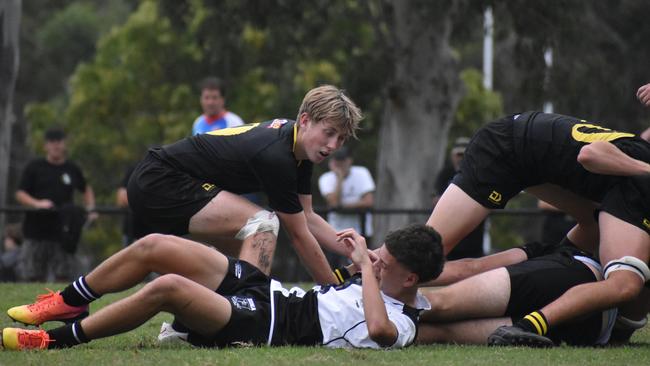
[387,312,417,348]
[18,161,37,192]
[70,162,87,192]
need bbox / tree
[0,0,21,237]
[371,1,482,244]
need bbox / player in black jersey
[425,111,650,346]
[417,241,647,346]
[126,85,362,285]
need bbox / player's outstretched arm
[338,229,397,347]
[299,193,349,256]
[577,140,650,176]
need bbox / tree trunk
[0,0,21,237]
[373,1,463,245]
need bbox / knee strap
[616,315,648,330]
[235,210,279,240]
[604,256,650,283]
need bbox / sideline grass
[0,282,649,366]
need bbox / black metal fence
[0,205,565,282]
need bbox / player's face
[376,245,414,296]
[200,88,225,116]
[296,114,347,163]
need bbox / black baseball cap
[44,128,66,141]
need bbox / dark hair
[44,127,66,141]
[331,146,351,161]
[384,224,444,283]
[199,77,225,96]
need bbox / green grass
[0,282,649,366]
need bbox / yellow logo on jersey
[571,123,634,143]
[488,191,502,205]
[643,219,650,230]
[202,183,216,192]
[208,123,260,136]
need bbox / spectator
[1,223,22,281]
[191,77,244,136]
[432,137,485,260]
[14,127,97,282]
[318,147,375,237]
[191,76,260,204]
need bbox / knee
[605,274,644,303]
[142,274,188,304]
[131,233,171,258]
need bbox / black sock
[515,311,549,336]
[61,276,101,307]
[171,318,190,333]
[48,321,90,349]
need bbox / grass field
[1,282,649,366]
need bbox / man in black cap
[14,127,97,281]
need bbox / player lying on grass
[416,240,648,346]
[1,225,444,350]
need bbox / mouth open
[319,151,330,158]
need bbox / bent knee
[143,274,189,299]
[605,274,644,303]
[131,233,174,256]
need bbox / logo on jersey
[234,261,242,279]
[643,219,650,230]
[61,173,71,185]
[488,190,502,205]
[231,296,256,311]
[571,123,634,143]
[208,123,259,136]
[267,119,288,129]
[202,183,216,192]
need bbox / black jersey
[512,111,650,202]
[152,119,312,214]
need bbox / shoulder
[225,111,245,126]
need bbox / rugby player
[417,241,646,346]
[426,111,650,346]
[1,225,444,350]
[126,84,362,284]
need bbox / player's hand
[637,83,650,107]
[337,228,370,268]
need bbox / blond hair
[297,85,363,139]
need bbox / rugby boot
[2,328,51,350]
[7,289,88,326]
[487,325,555,348]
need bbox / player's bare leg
[426,184,491,254]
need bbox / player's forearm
[578,141,650,176]
[291,234,337,284]
[84,186,96,210]
[360,261,397,346]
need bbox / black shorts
[452,116,524,209]
[188,258,273,348]
[127,153,222,236]
[506,252,602,345]
[600,176,650,236]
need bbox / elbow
[576,143,601,168]
[367,322,397,347]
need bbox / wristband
[333,267,352,284]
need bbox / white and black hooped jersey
[269,276,431,349]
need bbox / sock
[171,318,191,333]
[515,311,549,336]
[48,321,90,349]
[60,276,101,307]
